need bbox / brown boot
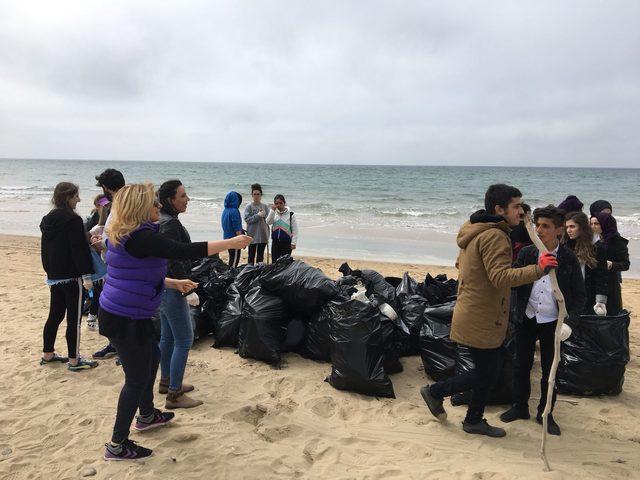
[165,389,203,409]
[159,378,195,395]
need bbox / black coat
[40,208,93,280]
[603,234,630,316]
[513,244,586,328]
[564,239,609,314]
[159,212,194,279]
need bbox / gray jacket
[243,202,270,244]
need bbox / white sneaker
[87,314,98,331]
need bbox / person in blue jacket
[221,191,244,267]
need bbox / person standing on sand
[243,183,270,264]
[100,183,251,461]
[91,168,126,360]
[266,194,298,262]
[590,212,630,316]
[500,205,585,436]
[40,182,99,371]
[157,179,203,409]
[221,191,244,267]
[420,184,556,437]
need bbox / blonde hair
[106,183,156,247]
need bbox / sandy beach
[1,233,639,480]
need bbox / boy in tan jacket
[421,184,557,437]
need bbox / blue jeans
[159,289,193,391]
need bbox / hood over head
[224,191,242,209]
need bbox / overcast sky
[0,1,638,166]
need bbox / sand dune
[1,234,638,480]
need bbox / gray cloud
[0,0,638,166]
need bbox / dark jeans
[430,346,502,424]
[248,243,266,264]
[108,321,160,443]
[228,249,241,267]
[89,279,103,316]
[513,316,557,413]
[271,241,292,263]
[43,279,82,358]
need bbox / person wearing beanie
[589,200,613,217]
[557,195,584,214]
[590,212,629,315]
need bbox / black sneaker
[93,343,117,359]
[103,439,153,461]
[500,404,530,423]
[536,412,561,436]
[420,385,447,422]
[463,419,506,437]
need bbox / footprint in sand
[471,473,507,480]
[172,432,200,443]
[223,405,267,426]
[303,438,339,464]
[304,396,337,418]
[258,424,303,443]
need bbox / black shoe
[536,413,561,436]
[420,385,447,422]
[462,419,506,438]
[500,404,530,423]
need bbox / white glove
[82,278,93,291]
[186,292,200,307]
[559,323,572,341]
[257,210,266,218]
[594,303,607,316]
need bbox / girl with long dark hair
[563,211,608,315]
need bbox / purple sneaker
[133,408,175,432]
[103,439,152,461]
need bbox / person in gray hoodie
[243,183,270,264]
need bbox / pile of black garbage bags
[187,255,630,400]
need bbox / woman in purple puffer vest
[99,183,252,462]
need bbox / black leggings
[43,279,83,358]
[89,279,103,316]
[271,241,292,263]
[248,243,266,264]
[228,249,241,267]
[106,319,159,443]
[430,346,502,424]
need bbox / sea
[1,158,639,277]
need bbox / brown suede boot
[159,378,194,395]
[165,389,203,409]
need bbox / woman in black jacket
[40,182,98,371]
[590,212,630,315]
[157,180,203,409]
[563,211,608,315]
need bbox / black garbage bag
[238,287,289,365]
[193,302,218,339]
[379,318,403,374]
[282,317,308,353]
[419,301,457,381]
[419,274,458,305]
[384,276,403,288]
[336,275,359,299]
[450,338,515,406]
[557,312,630,396]
[326,300,395,398]
[396,272,418,300]
[259,259,339,313]
[298,309,331,362]
[234,263,266,294]
[355,269,397,306]
[212,285,243,348]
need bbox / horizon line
[0,157,638,170]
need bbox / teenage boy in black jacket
[500,205,585,436]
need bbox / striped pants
[43,279,83,358]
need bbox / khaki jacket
[450,216,542,349]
